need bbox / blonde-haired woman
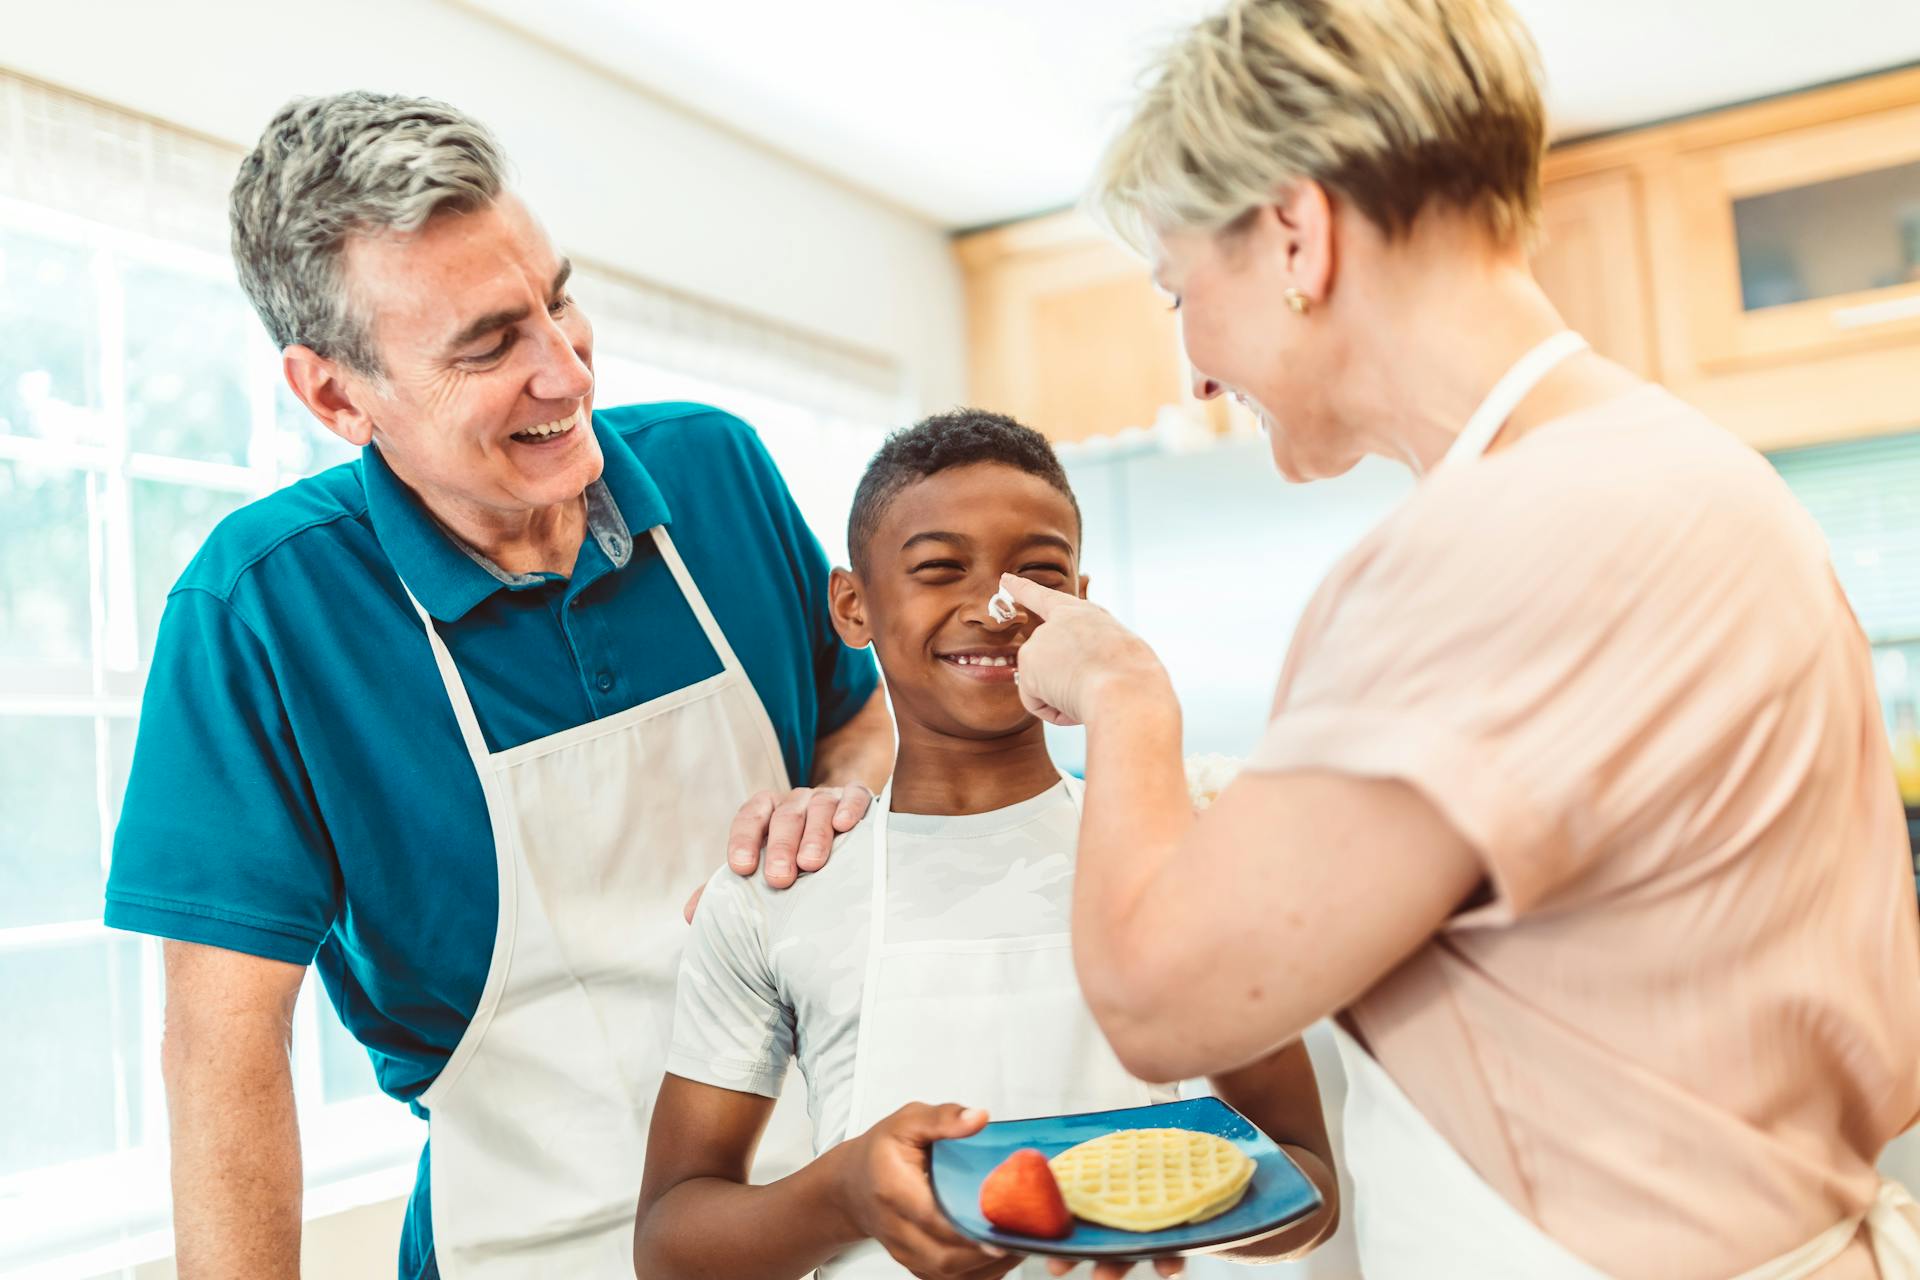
[1001,1,1920,1277]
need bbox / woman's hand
[836,1103,1023,1279]
[999,575,1174,728]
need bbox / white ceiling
[458,0,1920,230]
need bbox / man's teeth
[514,411,577,439]
[948,655,1014,667]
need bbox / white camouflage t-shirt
[666,781,1092,1153]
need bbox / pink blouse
[1252,387,1920,1277]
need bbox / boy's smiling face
[831,461,1086,741]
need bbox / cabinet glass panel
[1733,159,1920,310]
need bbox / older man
[104,92,893,1278]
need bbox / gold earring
[1284,287,1311,315]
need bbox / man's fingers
[763,790,812,886]
[833,783,874,833]
[726,790,779,875]
[682,883,705,924]
[795,789,842,872]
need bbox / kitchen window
[1769,429,1920,891]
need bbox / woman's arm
[998,575,1482,1083]
[1077,693,1480,1081]
[636,1076,1020,1280]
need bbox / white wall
[0,0,968,414]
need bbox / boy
[635,410,1337,1279]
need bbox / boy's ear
[1077,572,1092,601]
[828,567,872,649]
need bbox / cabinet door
[961,216,1194,445]
[1677,101,1920,370]
[1533,169,1657,377]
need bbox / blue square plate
[929,1096,1322,1260]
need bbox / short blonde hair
[1092,0,1548,253]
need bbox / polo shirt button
[595,672,613,693]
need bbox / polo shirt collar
[364,412,672,623]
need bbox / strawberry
[978,1148,1073,1240]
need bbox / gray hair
[230,91,509,376]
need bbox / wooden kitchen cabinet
[1532,168,1657,377]
[955,212,1216,445]
[1547,66,1920,450]
[959,67,1920,453]
[1674,100,1920,373]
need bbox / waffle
[1048,1128,1256,1233]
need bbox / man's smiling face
[337,191,601,518]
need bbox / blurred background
[2,1,1920,1275]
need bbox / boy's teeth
[951,655,1012,667]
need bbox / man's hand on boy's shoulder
[683,785,876,922]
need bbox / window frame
[0,196,421,1276]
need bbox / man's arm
[162,940,307,1279]
[756,682,896,883]
[811,681,895,793]
[693,685,895,921]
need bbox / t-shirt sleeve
[666,866,796,1098]
[105,587,339,964]
[737,424,879,741]
[1248,440,1833,921]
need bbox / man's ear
[284,345,377,447]
[828,567,873,649]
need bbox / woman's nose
[1192,372,1223,401]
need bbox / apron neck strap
[1439,330,1590,475]
[393,522,740,766]
[399,581,493,767]
[868,769,1081,915]
[648,525,751,681]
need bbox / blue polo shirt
[104,403,878,1278]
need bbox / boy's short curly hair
[847,409,1081,574]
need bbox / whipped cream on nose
[987,587,1018,624]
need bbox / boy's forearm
[635,1142,864,1280]
[1205,1143,1339,1263]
